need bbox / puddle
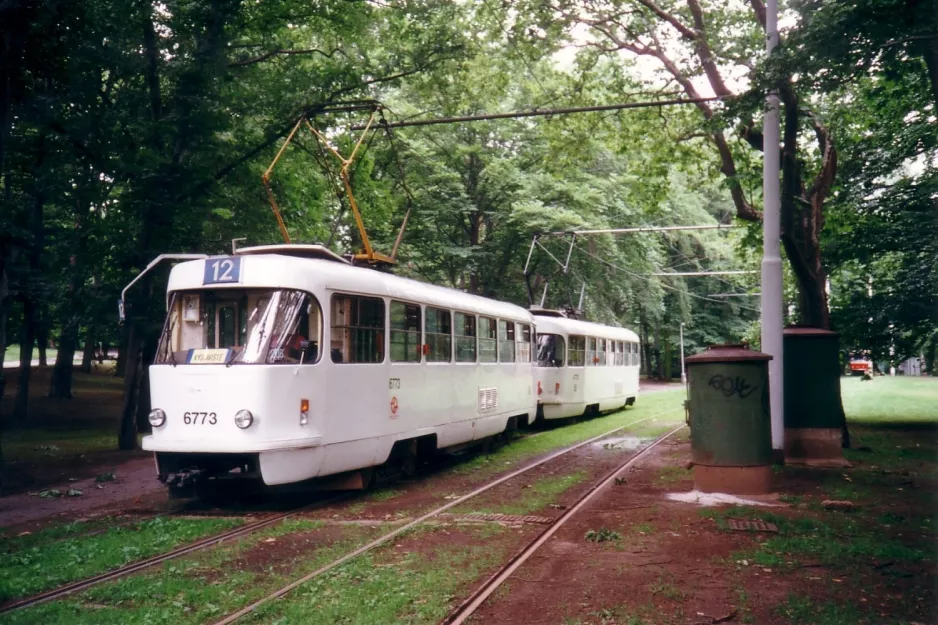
[593,436,648,451]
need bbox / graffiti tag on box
[708,374,756,399]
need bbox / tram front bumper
[142,435,323,454]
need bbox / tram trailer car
[533,311,640,420]
[144,245,536,490]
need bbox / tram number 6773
[184,412,218,425]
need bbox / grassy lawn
[453,389,684,476]
[841,375,938,424]
[691,376,938,625]
[453,418,685,518]
[0,516,243,603]
[0,367,135,491]
[2,519,420,625]
[2,345,60,366]
[244,525,512,625]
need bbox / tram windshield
[536,334,565,367]
[155,289,323,365]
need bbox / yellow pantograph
[262,109,396,265]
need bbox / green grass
[699,505,928,570]
[654,465,691,485]
[649,578,684,601]
[453,390,684,476]
[1,428,122,465]
[841,376,938,424]
[461,470,588,516]
[2,345,59,365]
[0,516,243,602]
[241,525,511,625]
[585,527,622,543]
[775,594,870,625]
[0,518,119,552]
[3,520,371,625]
[369,487,403,502]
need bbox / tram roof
[166,250,533,322]
[532,313,639,342]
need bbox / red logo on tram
[390,396,399,416]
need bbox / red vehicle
[849,352,873,376]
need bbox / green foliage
[584,527,621,543]
[0,516,242,602]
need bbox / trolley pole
[679,322,686,385]
[761,0,785,461]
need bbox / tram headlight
[148,409,166,428]
[234,409,254,429]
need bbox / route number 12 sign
[203,257,242,285]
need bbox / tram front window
[155,289,323,365]
[536,334,565,367]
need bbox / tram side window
[587,337,598,366]
[479,317,497,363]
[498,320,515,363]
[568,335,586,367]
[616,341,624,366]
[536,334,565,367]
[455,312,477,362]
[518,323,532,362]
[631,342,639,366]
[331,294,385,364]
[390,301,421,363]
[425,307,452,362]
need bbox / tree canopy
[0,0,932,443]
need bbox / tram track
[443,422,686,625]
[211,407,683,625]
[0,493,352,615]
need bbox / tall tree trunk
[135,340,155,433]
[115,325,128,377]
[653,321,664,380]
[49,328,78,398]
[81,330,94,372]
[36,317,47,366]
[0,260,8,400]
[118,323,144,450]
[663,341,673,381]
[13,299,36,422]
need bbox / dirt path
[0,456,166,528]
[467,430,936,625]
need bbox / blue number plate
[203,256,242,285]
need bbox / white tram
[143,245,536,489]
[533,310,640,420]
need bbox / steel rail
[212,407,683,625]
[443,422,687,625]
[0,494,350,614]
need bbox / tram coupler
[160,470,204,499]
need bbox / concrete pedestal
[694,464,773,495]
[784,428,852,467]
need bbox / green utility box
[686,344,773,494]
[783,327,848,465]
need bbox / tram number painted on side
[184,412,217,425]
[203,256,242,285]
[389,378,401,390]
